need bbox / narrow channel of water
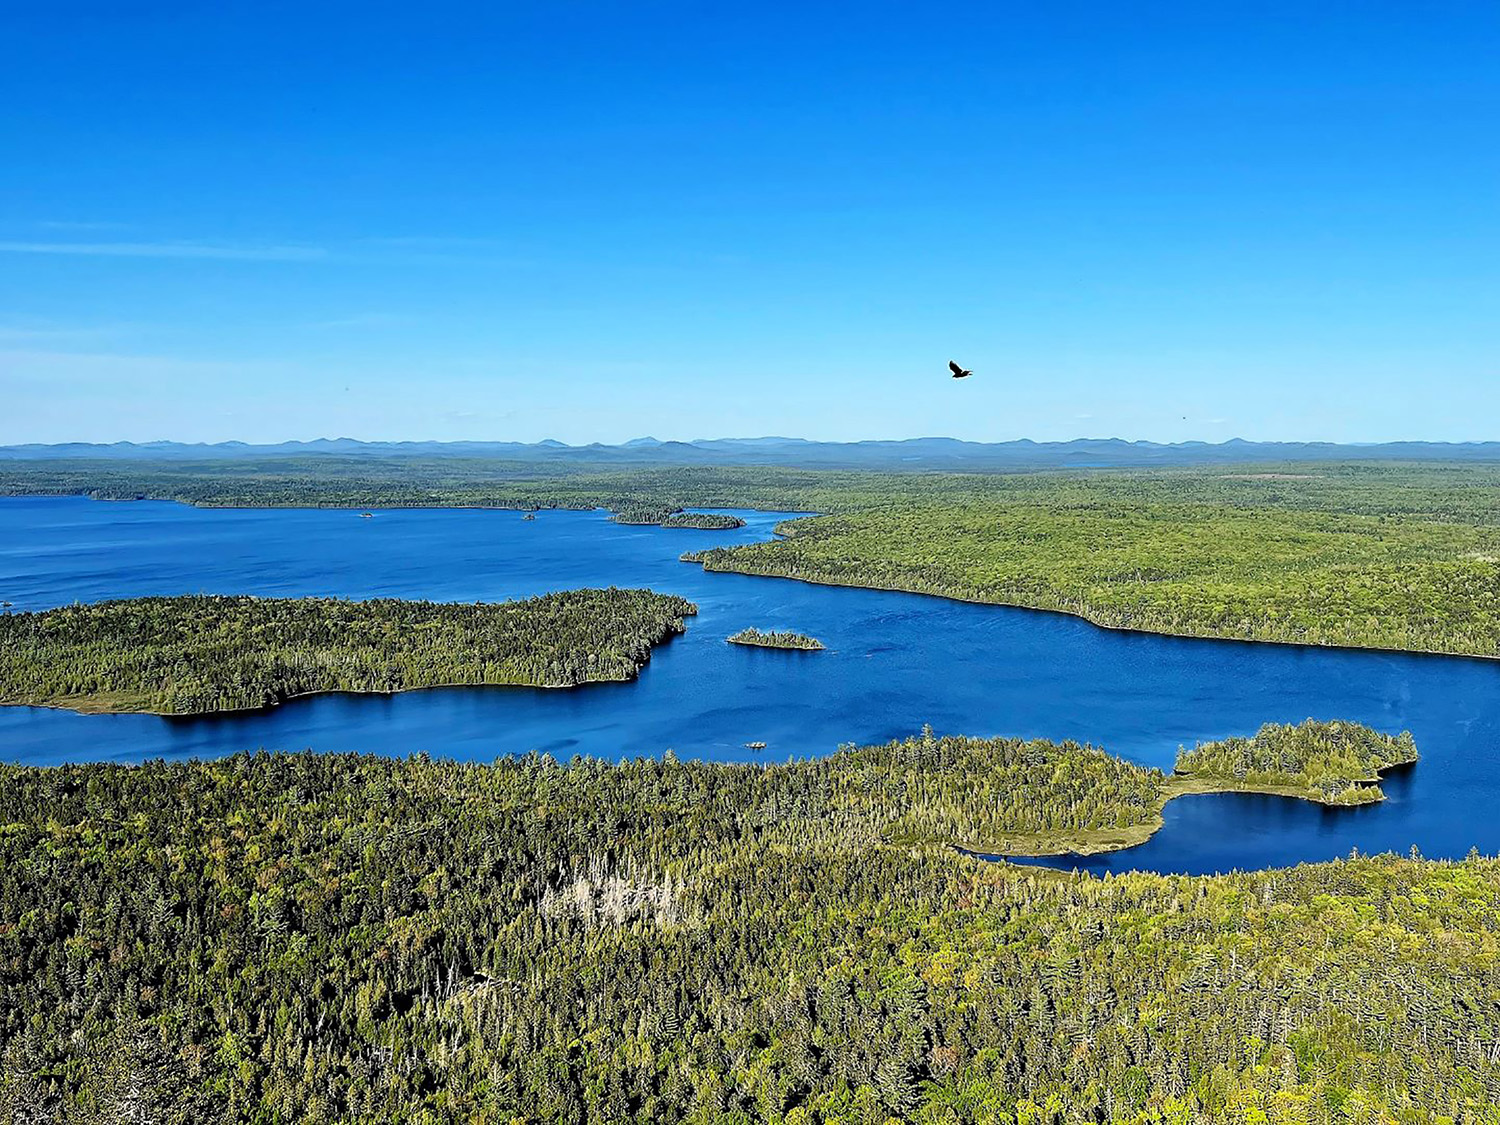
[3,495,1498,874]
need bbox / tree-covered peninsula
[0,734,1489,1123]
[685,466,1500,659]
[12,456,1500,656]
[1173,718,1418,805]
[0,589,695,715]
[949,720,1417,856]
[728,627,825,650]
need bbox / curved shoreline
[955,767,1410,861]
[15,490,1498,665]
[686,553,1500,666]
[0,588,693,718]
[5,489,820,519]
[1,668,659,719]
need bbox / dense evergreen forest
[8,457,1500,657]
[8,455,1500,524]
[614,509,747,530]
[0,737,1493,1124]
[611,505,680,525]
[1175,720,1418,806]
[728,628,825,651]
[661,512,746,530]
[685,471,1500,658]
[0,590,695,714]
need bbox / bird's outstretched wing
[948,360,964,376]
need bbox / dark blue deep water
[3,494,1499,876]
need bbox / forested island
[614,506,746,529]
[1174,718,1418,805]
[0,589,695,714]
[727,626,825,650]
[12,456,1500,658]
[0,731,1486,1122]
[610,504,678,525]
[660,511,745,529]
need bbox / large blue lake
[3,494,1498,875]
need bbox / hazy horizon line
[5,434,1500,450]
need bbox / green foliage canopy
[0,589,696,714]
[1175,719,1418,805]
[0,740,1492,1123]
[10,456,1500,656]
[728,628,825,651]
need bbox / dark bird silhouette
[948,360,973,379]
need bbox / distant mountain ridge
[3,436,1499,470]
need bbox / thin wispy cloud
[0,322,139,344]
[0,241,325,261]
[0,348,281,378]
[38,220,134,232]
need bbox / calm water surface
[3,495,1498,875]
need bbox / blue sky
[2,1,1497,445]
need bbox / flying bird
[948,360,973,379]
